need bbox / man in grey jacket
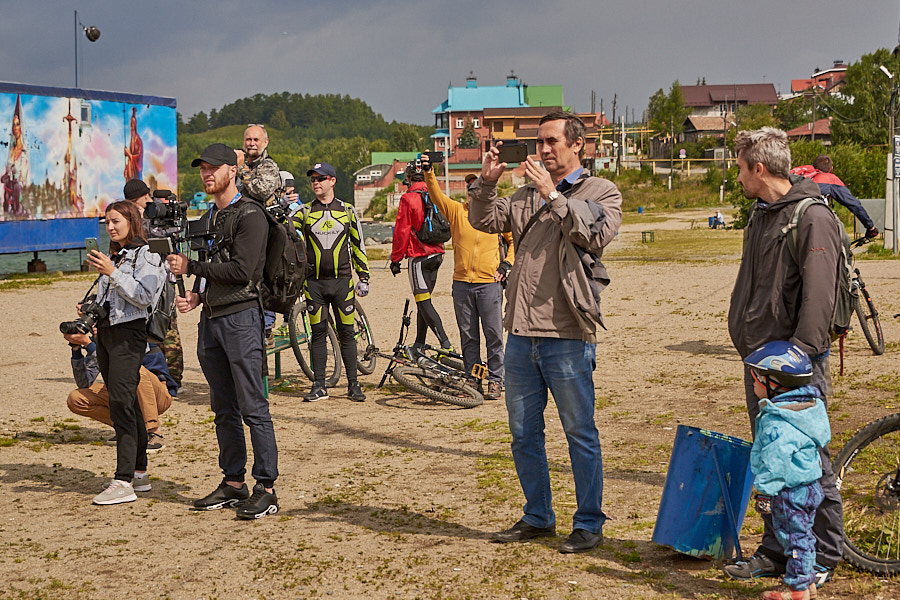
[469,111,621,554]
[725,127,843,588]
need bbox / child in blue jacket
[745,341,831,600]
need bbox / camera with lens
[59,295,107,335]
[145,189,188,231]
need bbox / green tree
[391,123,428,151]
[647,81,691,138]
[774,95,816,131]
[457,118,480,149]
[829,48,896,146]
[726,104,777,149]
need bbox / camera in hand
[59,295,107,335]
[145,189,188,230]
[497,142,528,164]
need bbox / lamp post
[74,10,100,88]
[881,63,899,254]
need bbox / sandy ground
[2,208,900,599]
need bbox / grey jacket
[239,149,280,205]
[728,176,842,359]
[96,245,166,326]
[468,173,622,342]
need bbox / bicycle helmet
[743,341,812,395]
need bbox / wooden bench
[641,231,655,243]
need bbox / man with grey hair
[725,127,843,589]
[236,124,281,205]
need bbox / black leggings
[96,319,148,482]
[408,255,450,347]
[306,277,358,386]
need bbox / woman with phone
[86,201,165,505]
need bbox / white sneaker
[133,473,151,492]
[93,479,137,505]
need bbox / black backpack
[223,200,308,314]
[413,190,451,245]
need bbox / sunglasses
[309,175,330,183]
[247,123,266,129]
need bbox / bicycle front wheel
[392,366,483,408]
[288,301,342,386]
[353,300,377,375]
[835,413,900,575]
[854,295,885,355]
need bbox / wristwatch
[547,190,560,202]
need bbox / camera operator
[167,143,280,520]
[63,327,174,454]
[125,178,184,391]
[86,201,166,506]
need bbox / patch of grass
[607,228,744,263]
[0,436,17,447]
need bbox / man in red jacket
[390,161,452,351]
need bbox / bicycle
[371,299,484,408]
[833,412,900,575]
[848,236,884,355]
[287,298,342,387]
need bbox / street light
[881,63,900,254]
[74,10,100,88]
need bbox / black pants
[305,277,358,386]
[408,254,449,347]
[96,318,148,482]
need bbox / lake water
[0,220,396,276]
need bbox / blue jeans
[504,334,606,533]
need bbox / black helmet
[405,161,424,183]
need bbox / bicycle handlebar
[850,236,871,249]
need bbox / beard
[203,172,229,195]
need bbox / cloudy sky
[1,0,898,126]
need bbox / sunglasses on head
[309,175,330,183]
[247,123,266,129]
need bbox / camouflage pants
[159,310,183,386]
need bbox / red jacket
[390,181,445,262]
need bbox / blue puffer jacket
[750,385,831,496]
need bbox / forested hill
[177,92,432,204]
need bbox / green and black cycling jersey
[292,197,369,280]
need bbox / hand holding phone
[85,237,99,255]
[497,143,528,164]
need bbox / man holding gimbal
[167,143,280,520]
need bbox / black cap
[191,143,237,167]
[123,178,151,200]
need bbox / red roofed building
[790,61,848,95]
[785,117,832,145]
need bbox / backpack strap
[780,196,828,264]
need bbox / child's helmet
[743,341,812,389]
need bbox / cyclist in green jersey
[293,162,370,402]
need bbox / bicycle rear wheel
[834,413,900,574]
[288,301,342,387]
[353,300,377,375]
[392,365,483,408]
[854,294,885,355]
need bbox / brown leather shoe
[491,519,556,543]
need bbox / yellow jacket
[425,170,514,283]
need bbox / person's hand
[174,290,199,313]
[355,279,369,297]
[524,156,555,199]
[234,149,245,168]
[420,154,432,172]
[482,142,507,182]
[63,332,91,347]
[866,226,879,239]
[167,253,189,275]
[86,250,114,276]
[389,261,401,276]
[494,260,511,284]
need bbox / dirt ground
[2,208,900,600]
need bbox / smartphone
[423,151,444,164]
[497,142,528,164]
[85,237,99,255]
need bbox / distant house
[680,83,779,117]
[682,115,732,144]
[785,117,832,145]
[790,61,848,97]
[352,152,418,215]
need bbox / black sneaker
[722,553,784,580]
[193,480,250,510]
[304,384,328,402]
[146,432,164,453]
[236,483,279,519]
[348,382,366,402]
